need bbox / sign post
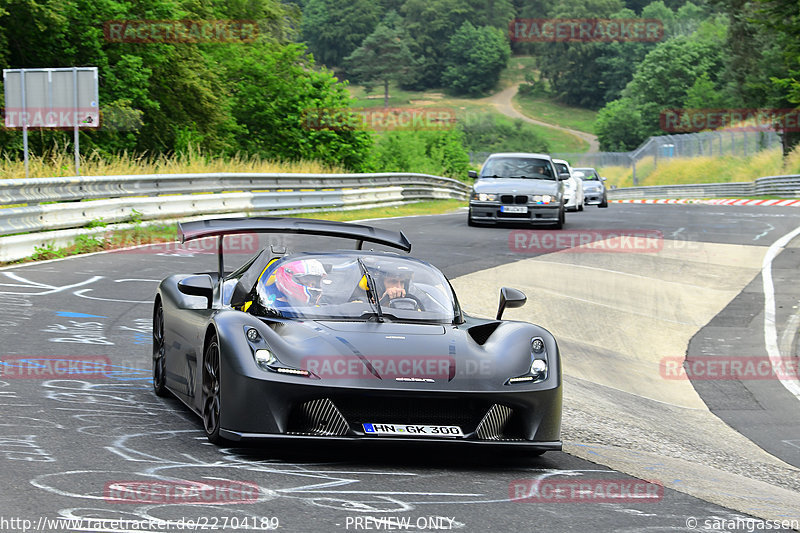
[3,67,99,177]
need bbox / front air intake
[287,398,349,436]
[475,404,513,440]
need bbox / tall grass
[0,146,347,179]
[599,146,800,189]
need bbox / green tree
[459,114,550,153]
[399,0,513,89]
[595,98,646,150]
[750,0,800,152]
[594,9,656,103]
[216,42,373,170]
[301,0,381,66]
[0,0,373,168]
[441,22,511,96]
[531,0,625,108]
[684,72,728,109]
[622,31,726,135]
[344,22,415,107]
[366,128,470,178]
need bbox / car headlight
[531,338,545,354]
[253,349,315,377]
[246,327,261,342]
[530,358,547,377]
[532,195,554,205]
[506,336,549,385]
[472,192,497,202]
[254,349,276,369]
[246,327,315,377]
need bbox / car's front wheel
[202,335,225,444]
[152,302,168,397]
[599,195,608,208]
[553,207,565,229]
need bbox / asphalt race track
[1,204,799,533]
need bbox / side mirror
[468,170,478,179]
[178,274,214,309]
[558,172,571,181]
[600,177,607,181]
[496,287,526,320]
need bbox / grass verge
[599,146,800,189]
[512,93,598,135]
[5,200,467,265]
[0,146,347,179]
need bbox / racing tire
[553,207,565,230]
[152,302,169,397]
[202,335,227,445]
[599,196,608,208]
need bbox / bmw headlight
[531,195,554,205]
[472,192,498,202]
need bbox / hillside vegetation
[0,0,797,179]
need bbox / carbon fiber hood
[259,318,537,386]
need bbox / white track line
[762,225,800,401]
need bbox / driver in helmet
[261,258,327,308]
[374,264,414,305]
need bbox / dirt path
[479,84,600,152]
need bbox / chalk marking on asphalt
[762,225,800,401]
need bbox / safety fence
[470,130,781,185]
[607,175,800,199]
[0,172,470,262]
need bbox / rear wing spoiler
[178,217,412,291]
[179,217,411,251]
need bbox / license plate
[501,205,527,213]
[363,423,464,437]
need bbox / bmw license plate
[501,205,527,213]
[363,423,463,437]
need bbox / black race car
[152,217,562,453]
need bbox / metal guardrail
[0,172,467,205]
[0,172,470,237]
[0,172,470,262]
[607,175,800,199]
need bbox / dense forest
[0,0,797,170]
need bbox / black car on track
[152,217,562,454]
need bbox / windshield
[554,163,570,175]
[574,169,599,180]
[481,157,555,180]
[253,253,456,323]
